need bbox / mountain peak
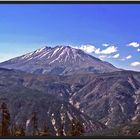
[0,45,119,75]
[55,45,71,49]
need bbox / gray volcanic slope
[0,46,119,75]
[0,68,105,136]
[1,67,140,129]
[6,69,140,128]
[70,71,140,127]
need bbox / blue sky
[0,4,140,71]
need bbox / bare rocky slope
[0,68,140,130]
[0,68,105,136]
[21,70,140,128]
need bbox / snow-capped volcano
[0,45,119,75]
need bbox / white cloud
[95,46,118,55]
[126,55,132,59]
[102,43,109,47]
[94,48,101,54]
[79,45,96,53]
[79,44,118,55]
[120,55,132,61]
[113,53,120,58]
[128,42,140,48]
[137,48,140,52]
[98,55,108,60]
[130,62,140,67]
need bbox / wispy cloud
[113,53,120,58]
[126,55,132,59]
[130,62,140,66]
[98,55,108,60]
[120,58,125,61]
[102,43,109,47]
[120,55,132,61]
[99,53,120,60]
[128,42,140,48]
[137,48,140,52]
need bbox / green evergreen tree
[68,118,84,136]
[1,102,10,136]
[39,125,50,136]
[10,123,17,136]
[15,126,25,136]
[58,124,64,136]
[31,112,39,136]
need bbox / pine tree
[58,124,64,136]
[68,118,84,136]
[39,125,50,136]
[10,123,17,136]
[10,123,25,136]
[15,126,25,136]
[31,112,39,136]
[1,102,10,136]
